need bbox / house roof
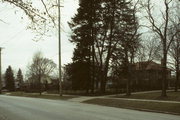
[134,61,171,71]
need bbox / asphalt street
[0,95,179,120]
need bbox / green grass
[84,98,180,115]
[4,92,77,100]
[114,91,180,101]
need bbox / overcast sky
[0,0,79,73]
[0,0,176,75]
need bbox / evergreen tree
[16,68,23,90]
[69,0,140,94]
[95,0,140,93]
[65,62,90,91]
[69,0,101,93]
[5,66,15,91]
[118,0,140,96]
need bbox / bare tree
[141,0,179,97]
[27,51,57,95]
[169,35,180,92]
[168,3,180,91]
[1,0,58,40]
[137,36,161,62]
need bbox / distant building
[131,61,172,90]
[24,75,60,92]
[107,61,172,90]
[15,80,20,90]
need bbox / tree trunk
[161,52,167,97]
[175,63,179,92]
[39,75,42,96]
[126,78,131,96]
[125,50,131,96]
[91,46,95,94]
[101,48,111,94]
[100,0,116,94]
[100,68,106,94]
[99,64,104,93]
[90,0,95,94]
[100,77,106,94]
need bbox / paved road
[0,95,179,120]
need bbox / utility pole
[58,0,62,96]
[0,47,3,94]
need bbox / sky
[0,0,79,74]
[0,0,177,75]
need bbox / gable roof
[134,61,171,71]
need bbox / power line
[0,28,25,46]
[0,19,8,24]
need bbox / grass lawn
[84,98,180,115]
[113,91,180,101]
[3,92,77,100]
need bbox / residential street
[0,95,180,120]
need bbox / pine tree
[5,66,15,91]
[69,0,140,94]
[64,62,90,91]
[106,0,140,95]
[96,0,140,93]
[69,0,101,93]
[120,1,140,96]
[16,69,23,90]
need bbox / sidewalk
[68,96,97,102]
[105,89,176,97]
[104,97,180,104]
[68,90,180,103]
[42,92,77,97]
[68,95,180,104]
[68,90,161,102]
[32,90,180,115]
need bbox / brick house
[131,61,171,90]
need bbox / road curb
[124,107,180,116]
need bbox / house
[131,61,172,90]
[107,61,172,90]
[24,75,60,91]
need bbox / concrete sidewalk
[68,90,180,103]
[68,96,97,102]
[68,95,180,104]
[104,97,180,104]
[67,90,161,102]
[105,89,177,97]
